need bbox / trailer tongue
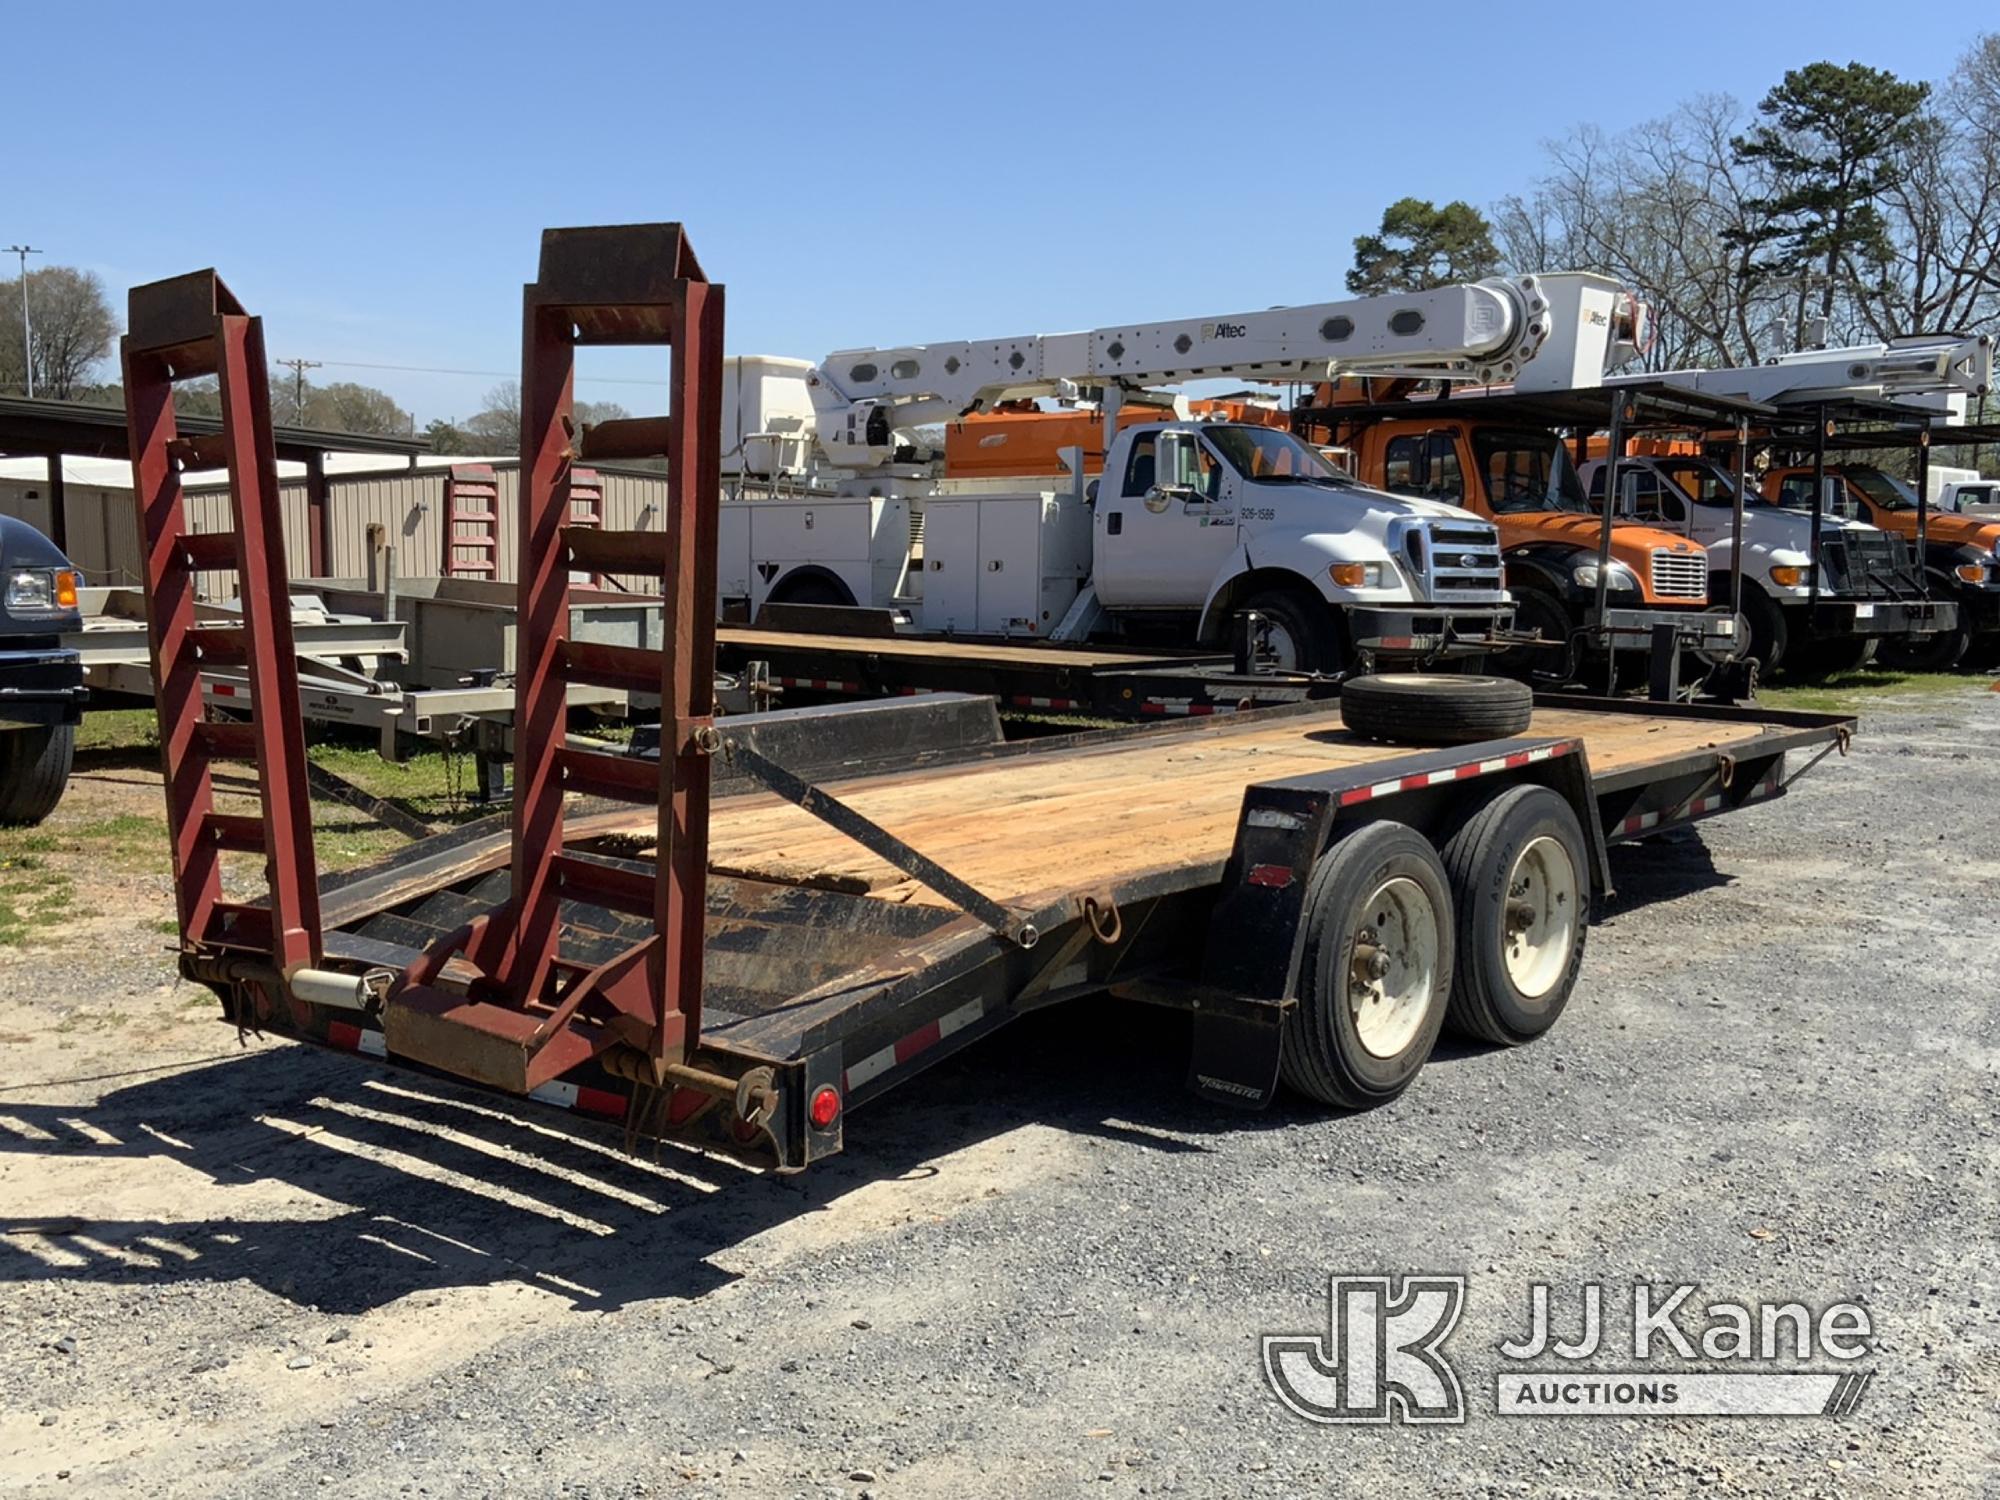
[123,223,1856,1173]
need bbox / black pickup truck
[0,515,86,824]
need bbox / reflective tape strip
[842,997,987,1094]
[1336,741,1576,808]
[1615,771,1783,837]
[776,676,863,693]
[1008,695,1082,711]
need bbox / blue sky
[11,2,1991,425]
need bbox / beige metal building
[0,452,671,596]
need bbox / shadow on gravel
[0,999,1299,1315]
[1599,828,1730,918]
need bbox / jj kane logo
[1264,1276,1876,1425]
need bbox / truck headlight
[1768,564,1807,588]
[1955,562,1990,585]
[5,567,79,614]
[1571,560,1638,591]
[1329,561,1385,589]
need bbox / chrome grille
[1420,520,1506,601]
[1649,548,1709,601]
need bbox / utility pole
[5,245,41,398]
[277,357,321,419]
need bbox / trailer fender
[1186,735,1607,1109]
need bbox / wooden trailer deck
[701,701,1802,908]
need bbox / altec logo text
[1263,1276,1877,1425]
[1202,322,1249,340]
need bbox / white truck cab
[1934,478,2000,515]
[1578,454,1947,672]
[1071,420,1507,668]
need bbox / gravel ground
[1,686,1996,1498]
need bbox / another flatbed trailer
[714,619,1340,719]
[119,225,1855,1178]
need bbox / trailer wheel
[1438,785,1587,1046]
[1339,673,1532,746]
[0,723,75,827]
[1280,821,1453,1109]
[1242,588,1339,674]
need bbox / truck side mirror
[1085,478,1100,505]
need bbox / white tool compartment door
[918,497,980,633]
[1092,429,1239,608]
[974,496,1047,634]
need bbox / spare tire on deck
[1339,673,1533,747]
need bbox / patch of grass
[1758,667,1994,714]
[0,868,77,947]
[307,741,493,829]
[75,708,161,755]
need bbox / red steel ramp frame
[122,271,324,975]
[380,225,730,1105]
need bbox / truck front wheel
[1878,613,1971,671]
[1438,785,1588,1046]
[1280,821,1453,1110]
[0,723,76,826]
[1241,588,1339,674]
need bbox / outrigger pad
[1187,1008,1285,1111]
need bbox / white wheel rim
[1503,836,1577,999]
[1261,618,1303,671]
[1347,876,1439,1058]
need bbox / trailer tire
[1280,821,1453,1110]
[1241,588,1339,674]
[0,723,75,827]
[1339,673,1533,746]
[1437,785,1588,1046]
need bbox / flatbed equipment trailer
[713,620,1343,719]
[121,224,1855,1175]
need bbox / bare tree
[0,266,116,399]
[1495,96,1807,370]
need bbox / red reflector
[1246,863,1295,889]
[809,1084,841,1129]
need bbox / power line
[277,357,321,410]
[311,357,673,388]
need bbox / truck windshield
[1474,430,1589,513]
[1202,425,1344,483]
[1652,458,1768,507]
[1844,468,1919,511]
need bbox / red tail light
[808,1085,841,1129]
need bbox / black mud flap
[1187,1005,1285,1110]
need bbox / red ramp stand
[382,224,725,1099]
[122,272,324,977]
